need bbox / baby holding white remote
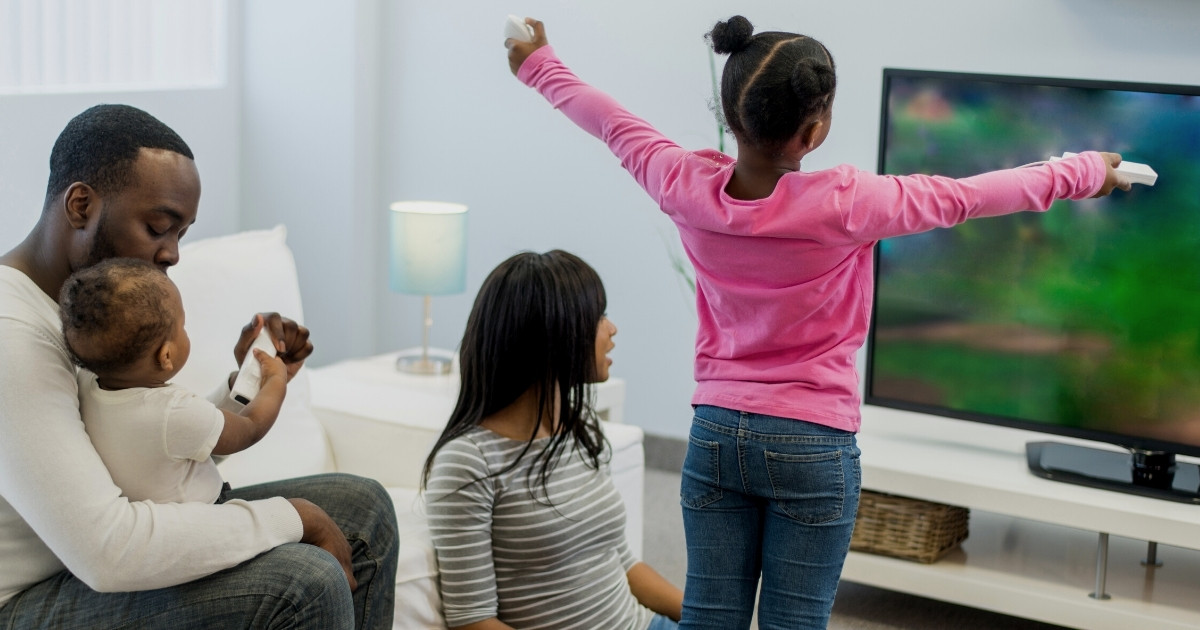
[59,257,286,504]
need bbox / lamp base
[394,348,455,375]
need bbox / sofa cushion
[388,488,445,630]
[169,225,333,486]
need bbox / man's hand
[288,498,357,591]
[233,313,314,382]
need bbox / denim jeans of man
[678,405,861,630]
[0,473,398,630]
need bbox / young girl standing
[505,14,1129,630]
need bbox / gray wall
[5,1,1200,440]
[240,0,380,359]
[373,0,1200,438]
[0,4,242,247]
[0,89,241,248]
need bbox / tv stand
[1027,441,1200,504]
[842,407,1200,629]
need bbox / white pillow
[170,225,304,393]
[169,225,333,486]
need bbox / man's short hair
[45,104,194,205]
[59,258,178,375]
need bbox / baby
[59,257,286,504]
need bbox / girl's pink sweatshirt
[519,46,1106,432]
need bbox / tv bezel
[865,67,1200,461]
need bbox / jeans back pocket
[680,436,723,509]
[763,449,845,524]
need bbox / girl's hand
[506,17,547,76]
[1093,152,1132,197]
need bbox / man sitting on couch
[0,104,398,629]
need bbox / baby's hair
[59,258,177,375]
[708,15,837,155]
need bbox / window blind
[0,0,226,94]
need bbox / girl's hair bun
[709,15,754,55]
[790,57,837,103]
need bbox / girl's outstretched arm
[506,18,693,211]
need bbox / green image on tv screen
[868,70,1200,453]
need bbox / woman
[422,250,682,630]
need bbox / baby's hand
[254,349,288,387]
[507,17,548,76]
[1093,152,1132,198]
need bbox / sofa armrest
[307,354,457,489]
[603,421,645,559]
[309,404,442,489]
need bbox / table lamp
[388,200,467,374]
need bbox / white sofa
[168,226,646,629]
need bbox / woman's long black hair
[421,250,609,496]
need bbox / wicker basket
[850,490,969,564]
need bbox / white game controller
[504,15,534,43]
[230,328,278,405]
[1053,152,1157,186]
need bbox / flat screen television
[866,68,1200,503]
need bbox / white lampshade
[388,201,468,296]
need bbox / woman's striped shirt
[425,427,653,629]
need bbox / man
[0,104,397,628]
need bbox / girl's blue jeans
[678,405,861,630]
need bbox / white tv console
[842,406,1200,629]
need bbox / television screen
[867,69,1200,466]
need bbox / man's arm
[0,314,303,593]
[288,498,357,591]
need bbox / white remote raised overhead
[230,328,277,405]
[1052,152,1157,186]
[504,15,534,43]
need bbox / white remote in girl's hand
[504,15,534,43]
[230,328,277,405]
[1054,152,1157,186]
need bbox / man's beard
[83,210,119,267]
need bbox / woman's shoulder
[430,427,526,471]
[426,428,494,485]
[434,427,490,460]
